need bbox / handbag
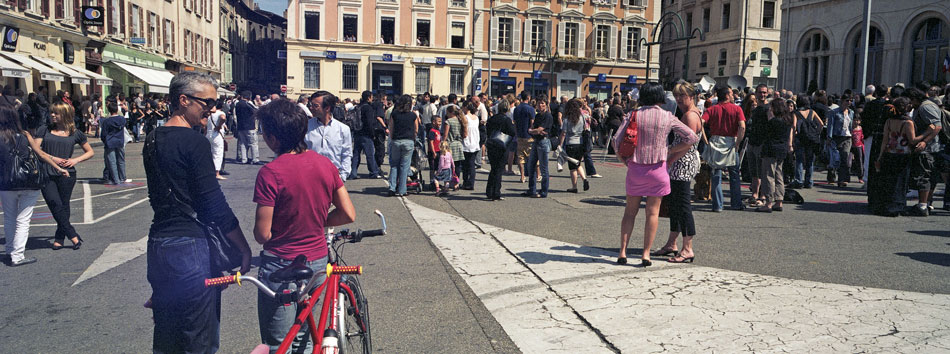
[615,110,638,159]
[487,129,511,150]
[145,132,243,275]
[2,134,48,190]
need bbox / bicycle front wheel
[338,275,371,354]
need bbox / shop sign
[533,70,542,79]
[277,50,286,59]
[627,75,637,83]
[435,57,445,65]
[382,54,393,62]
[597,73,607,82]
[326,51,336,60]
[499,69,509,77]
[64,41,74,64]
[2,26,18,52]
[33,43,46,51]
[82,6,105,27]
[761,67,771,76]
[2,69,29,78]
[130,37,146,45]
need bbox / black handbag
[2,134,48,190]
[145,132,243,275]
[487,129,511,150]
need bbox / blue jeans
[388,139,414,195]
[795,143,818,187]
[528,138,551,196]
[584,149,598,175]
[147,236,221,354]
[104,146,126,184]
[351,134,381,178]
[711,164,741,210]
[257,252,328,354]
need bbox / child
[434,140,455,195]
[851,117,865,183]
[428,116,442,184]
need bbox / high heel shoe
[668,255,695,263]
[616,257,627,265]
[650,248,677,257]
[51,242,64,250]
[72,236,83,250]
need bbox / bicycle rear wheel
[338,275,371,354]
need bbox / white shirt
[477,102,489,124]
[462,114,481,152]
[298,103,313,117]
[207,111,226,143]
[305,117,353,181]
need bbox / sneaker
[123,179,133,183]
[927,205,934,212]
[590,174,604,178]
[908,205,929,217]
[9,257,37,267]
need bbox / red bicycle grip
[205,274,238,287]
[330,265,363,275]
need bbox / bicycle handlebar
[204,273,277,298]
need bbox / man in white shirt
[305,91,353,181]
[297,94,313,117]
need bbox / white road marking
[23,197,150,227]
[0,185,147,216]
[83,181,93,223]
[73,236,148,286]
[404,200,950,353]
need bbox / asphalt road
[0,136,947,353]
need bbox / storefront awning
[110,61,174,93]
[31,56,92,85]
[65,64,113,86]
[217,87,234,96]
[0,53,64,82]
[0,55,30,79]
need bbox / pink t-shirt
[254,150,343,261]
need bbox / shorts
[934,149,950,174]
[517,138,534,164]
[565,144,585,170]
[909,152,934,190]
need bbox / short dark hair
[891,97,911,116]
[904,88,927,102]
[638,82,666,106]
[448,93,458,103]
[520,91,530,102]
[361,90,372,102]
[889,85,905,98]
[256,99,307,154]
[311,91,337,110]
[106,100,119,114]
[715,85,731,101]
[241,90,252,98]
[874,85,888,98]
[795,94,812,108]
[496,98,509,114]
[755,84,769,91]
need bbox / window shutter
[118,0,124,35]
[74,0,81,24]
[171,22,175,54]
[608,25,617,59]
[55,0,63,18]
[127,3,132,37]
[523,19,532,54]
[489,17,498,52]
[139,8,144,38]
[638,29,644,61]
[557,21,565,56]
[162,20,166,51]
[620,26,627,60]
[41,0,48,16]
[146,13,151,47]
[545,20,552,50]
[16,0,25,11]
[512,18,521,54]
[578,23,586,57]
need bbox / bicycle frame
[276,270,362,353]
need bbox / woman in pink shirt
[613,83,699,267]
[252,99,356,352]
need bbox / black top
[358,103,378,136]
[486,113,516,151]
[129,109,144,125]
[0,134,33,191]
[144,127,239,239]
[811,103,831,122]
[235,100,258,131]
[861,98,888,137]
[607,104,624,127]
[531,111,553,140]
[761,117,792,159]
[746,105,770,146]
[17,102,43,137]
[391,111,417,140]
[35,126,87,174]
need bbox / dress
[445,117,464,162]
[206,111,225,171]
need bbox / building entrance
[372,63,403,96]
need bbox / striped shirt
[614,105,699,165]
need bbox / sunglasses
[184,94,216,108]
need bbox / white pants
[1,189,41,263]
[210,135,224,171]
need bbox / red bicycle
[206,210,387,354]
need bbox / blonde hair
[672,81,696,98]
[50,102,76,135]
[440,139,450,152]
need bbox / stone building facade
[779,0,949,93]
[221,0,286,95]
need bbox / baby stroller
[405,140,429,194]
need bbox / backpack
[344,105,363,133]
[616,110,638,159]
[797,110,822,146]
[784,188,805,204]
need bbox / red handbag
[616,110,638,159]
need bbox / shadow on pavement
[794,200,869,215]
[895,252,950,267]
[0,236,56,250]
[517,245,632,266]
[908,230,950,238]
[346,186,391,197]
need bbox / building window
[415,66,430,93]
[110,0,121,35]
[381,17,395,44]
[762,1,775,28]
[149,13,157,49]
[625,0,643,6]
[800,31,830,91]
[851,27,884,89]
[451,0,465,7]
[417,19,430,47]
[342,62,358,90]
[498,17,513,52]
[564,22,579,57]
[699,51,707,67]
[343,14,358,42]
[718,49,727,66]
[164,19,173,52]
[529,20,550,54]
[911,18,949,85]
[624,26,641,60]
[131,5,141,38]
[594,25,610,58]
[304,60,320,89]
[721,3,730,30]
[686,12,693,33]
[702,8,710,33]
[305,12,320,40]
[450,67,465,95]
[451,22,465,49]
[416,0,431,4]
[761,48,773,66]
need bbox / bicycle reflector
[326,264,362,276]
[204,272,242,287]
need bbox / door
[559,79,577,99]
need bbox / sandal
[566,188,578,193]
[668,254,695,263]
[651,247,678,257]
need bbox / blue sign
[499,69,509,78]
[597,74,607,82]
[435,57,445,65]
[326,51,336,59]
[533,70,542,79]
[130,37,146,45]
[277,50,286,59]
[475,84,482,92]
[627,75,638,83]
[475,69,482,78]
[382,54,393,62]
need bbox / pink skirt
[625,161,671,197]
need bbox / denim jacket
[827,107,853,138]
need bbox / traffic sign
[280,85,287,93]
[229,83,236,91]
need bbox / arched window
[800,31,830,91]
[911,18,948,84]
[851,26,884,89]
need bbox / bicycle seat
[269,255,314,283]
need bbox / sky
[255,0,287,15]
